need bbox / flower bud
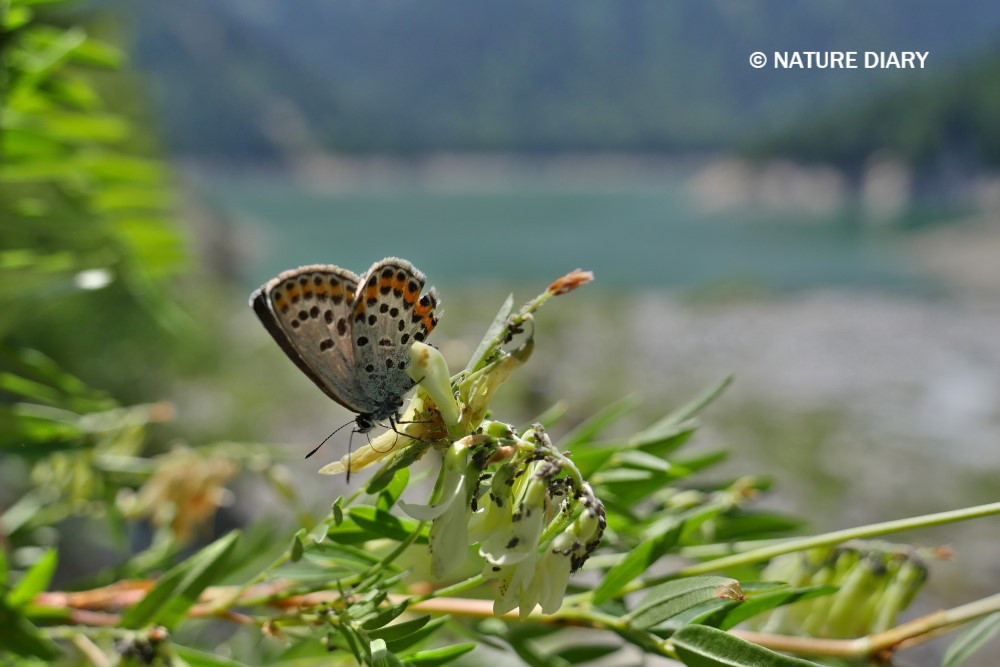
[408,342,460,427]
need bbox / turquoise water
[198,174,928,293]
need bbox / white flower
[399,441,474,578]
[467,464,515,543]
[536,533,574,614]
[489,555,540,618]
[479,470,547,567]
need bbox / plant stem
[632,501,1000,593]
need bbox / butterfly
[250,257,440,452]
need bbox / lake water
[192,170,929,294]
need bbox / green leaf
[942,612,1000,667]
[671,624,822,667]
[592,519,685,604]
[616,449,673,472]
[664,376,733,426]
[377,467,410,511]
[92,186,169,213]
[0,598,60,660]
[403,643,476,667]
[366,441,431,495]
[464,294,513,373]
[173,645,252,667]
[626,576,744,630]
[655,598,742,634]
[290,529,306,563]
[709,511,804,542]
[339,622,368,664]
[367,614,431,642]
[3,5,32,30]
[348,506,428,543]
[552,642,620,664]
[386,616,449,653]
[0,371,68,404]
[121,530,240,630]
[633,422,698,459]
[719,586,836,630]
[69,37,126,68]
[572,446,620,478]
[8,548,57,608]
[562,396,639,449]
[327,518,381,545]
[361,600,410,631]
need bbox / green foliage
[1,0,189,398]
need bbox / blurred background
[3,0,999,663]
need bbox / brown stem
[34,581,1000,662]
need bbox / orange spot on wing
[365,285,378,302]
[422,314,436,333]
[286,286,300,300]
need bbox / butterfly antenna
[306,420,354,459]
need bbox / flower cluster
[400,423,605,617]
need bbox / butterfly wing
[251,264,375,414]
[349,257,440,412]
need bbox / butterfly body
[250,257,440,433]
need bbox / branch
[34,579,1000,662]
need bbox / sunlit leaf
[93,186,170,212]
[8,549,58,608]
[69,37,126,68]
